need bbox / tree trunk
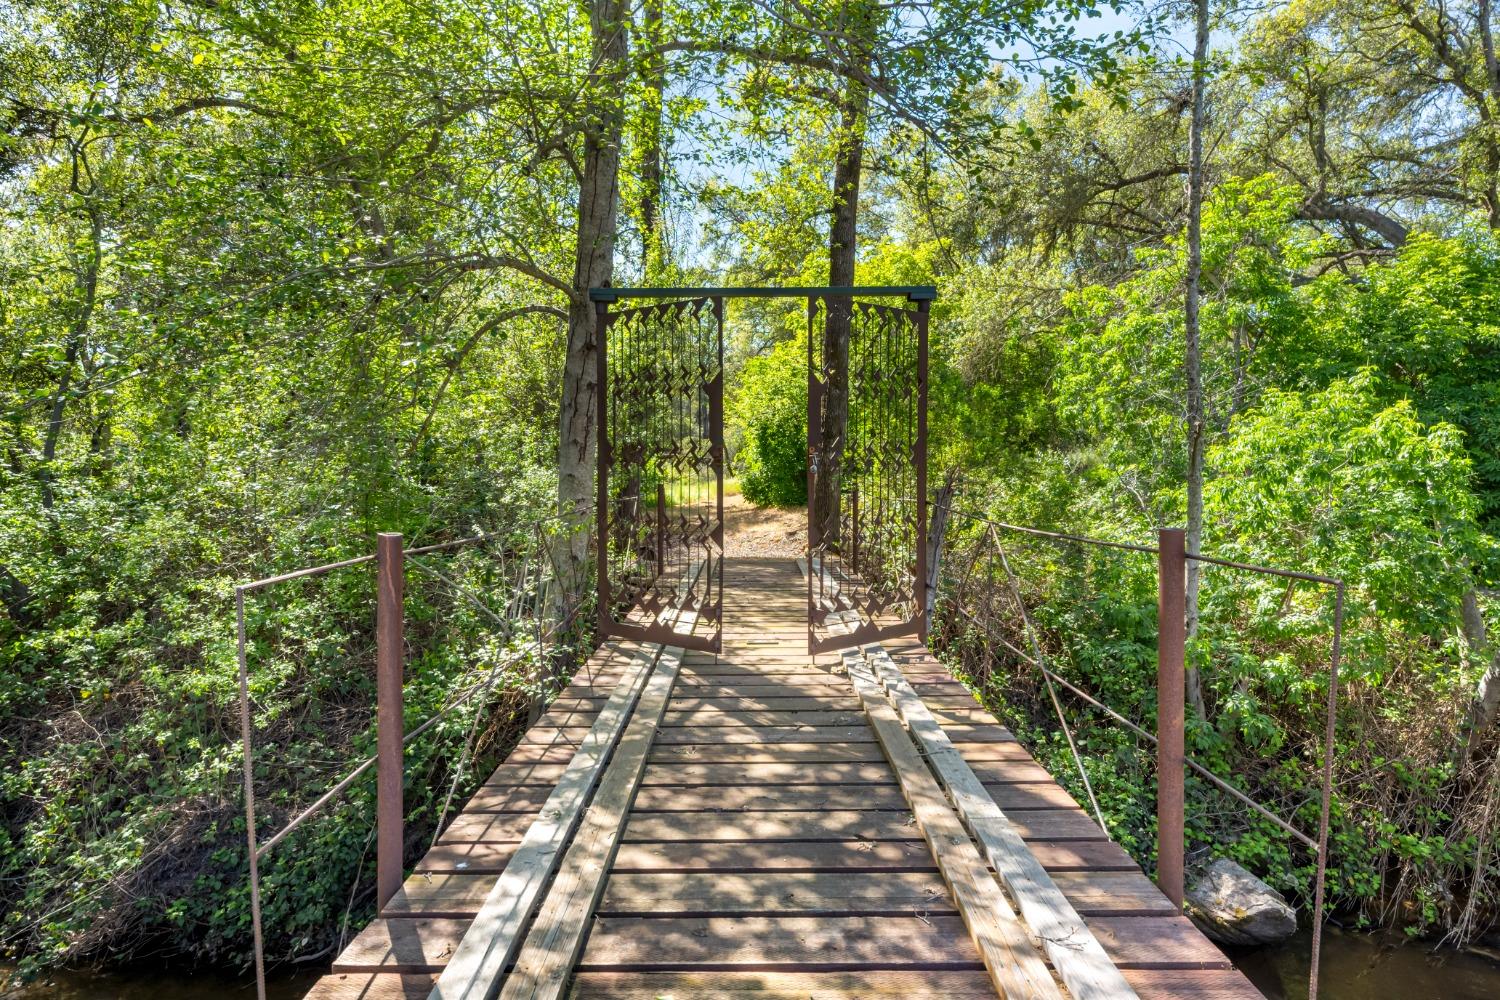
[558,0,628,599]
[638,0,667,279]
[814,85,867,548]
[1182,0,1210,719]
[0,563,34,628]
[39,203,102,513]
[1479,0,1500,229]
[1463,590,1500,758]
[925,469,959,626]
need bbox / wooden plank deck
[304,557,1264,1000]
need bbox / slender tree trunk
[0,563,34,628]
[1183,0,1210,719]
[925,469,959,625]
[814,85,867,547]
[558,0,628,596]
[1463,590,1500,757]
[1480,0,1500,228]
[638,0,667,280]
[39,204,102,512]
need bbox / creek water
[5,928,1500,998]
[1233,926,1500,999]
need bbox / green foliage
[1308,232,1500,533]
[731,336,808,508]
[928,175,1500,940]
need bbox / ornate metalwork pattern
[595,296,724,652]
[808,294,929,653]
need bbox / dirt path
[722,493,805,558]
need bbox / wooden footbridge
[284,287,1269,998]
[304,556,1261,999]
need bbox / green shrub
[732,336,808,508]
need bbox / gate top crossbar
[591,285,936,302]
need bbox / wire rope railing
[234,505,596,1000]
[872,495,1344,1000]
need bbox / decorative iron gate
[594,295,724,653]
[807,292,930,653]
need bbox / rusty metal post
[1157,527,1186,908]
[236,587,268,1000]
[656,482,667,578]
[376,532,404,909]
[914,297,930,640]
[850,485,860,573]
[596,298,612,641]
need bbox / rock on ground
[1184,857,1299,946]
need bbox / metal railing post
[1157,527,1186,908]
[850,485,860,572]
[656,483,667,578]
[376,532,405,909]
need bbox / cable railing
[234,505,596,1000]
[918,498,1344,1000]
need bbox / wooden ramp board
[498,645,686,999]
[865,643,1137,1000]
[304,558,1263,1000]
[842,648,1063,999]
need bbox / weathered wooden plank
[1088,916,1236,970]
[1121,967,1267,999]
[933,724,1017,742]
[497,645,686,1000]
[567,970,999,999]
[414,842,517,875]
[630,784,909,812]
[435,812,538,845]
[1050,872,1181,916]
[500,744,598,765]
[868,645,1137,1000]
[577,915,984,970]
[597,871,955,916]
[668,694,862,711]
[423,642,660,999]
[622,810,919,843]
[611,840,937,872]
[532,707,603,728]
[929,707,1003,725]
[639,761,895,786]
[660,708,867,727]
[679,662,844,675]
[331,917,468,974]
[483,762,572,787]
[653,725,876,744]
[949,741,1035,761]
[463,784,561,813]
[969,759,1061,785]
[384,874,496,919]
[519,726,592,746]
[984,780,1091,810]
[1005,808,1114,842]
[843,650,1062,1000]
[1026,840,1141,872]
[647,742,888,763]
[304,973,439,999]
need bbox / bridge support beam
[376,532,405,910]
[1157,527,1186,909]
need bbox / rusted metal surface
[807,292,930,654]
[924,501,1346,996]
[1156,528,1186,909]
[376,533,406,910]
[1308,582,1344,1000]
[236,516,596,1000]
[595,296,724,653]
[235,587,268,1000]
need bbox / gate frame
[590,285,934,654]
